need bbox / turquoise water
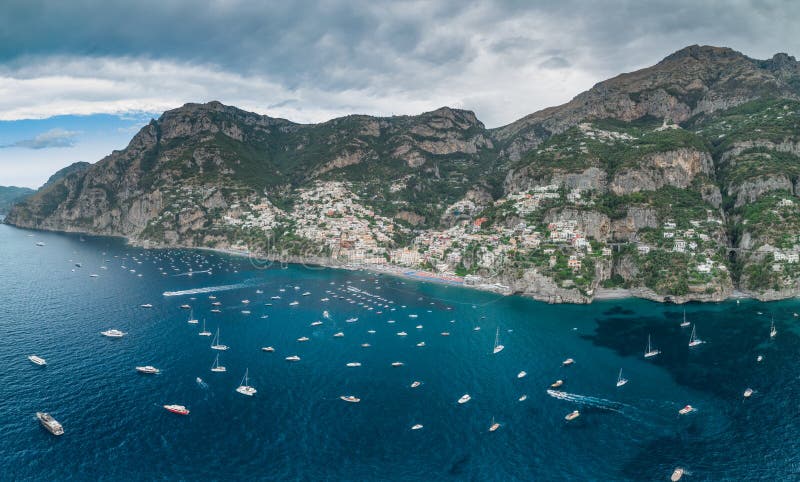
[1,222,799,480]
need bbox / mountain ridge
[8,45,800,303]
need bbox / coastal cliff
[8,45,800,304]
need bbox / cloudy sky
[1,0,799,188]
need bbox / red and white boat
[678,405,694,415]
[163,404,189,415]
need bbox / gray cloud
[1,0,800,126]
[1,128,79,149]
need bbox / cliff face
[8,45,800,304]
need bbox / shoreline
[4,222,790,305]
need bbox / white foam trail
[163,281,254,297]
[172,269,212,277]
[546,389,628,413]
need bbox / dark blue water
[2,222,799,481]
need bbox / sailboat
[770,317,777,338]
[616,368,628,387]
[680,309,690,327]
[210,354,226,372]
[488,417,500,432]
[187,309,198,324]
[210,328,229,350]
[688,324,705,347]
[199,319,211,336]
[235,368,257,396]
[644,335,661,358]
[492,327,504,354]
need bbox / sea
[1,221,799,481]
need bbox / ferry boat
[457,394,471,404]
[135,365,159,374]
[28,355,47,366]
[101,329,126,338]
[565,410,580,421]
[235,369,257,396]
[163,404,190,415]
[340,395,360,403]
[36,412,64,435]
[678,404,695,415]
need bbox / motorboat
[333,332,344,338]
[28,355,47,366]
[163,404,190,415]
[565,410,580,421]
[517,371,527,378]
[457,394,471,404]
[671,468,684,481]
[285,355,301,362]
[136,365,159,374]
[744,388,753,398]
[262,346,275,352]
[410,381,421,388]
[678,405,695,415]
[562,358,575,366]
[391,361,404,367]
[551,380,564,388]
[297,336,310,342]
[101,329,126,338]
[411,424,423,430]
[518,394,528,402]
[340,395,360,403]
[36,412,64,435]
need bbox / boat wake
[546,389,628,414]
[163,281,258,297]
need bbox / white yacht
[198,319,212,336]
[492,327,505,354]
[340,395,360,403]
[616,368,628,387]
[28,355,47,366]
[680,309,690,327]
[262,346,275,352]
[187,310,198,324]
[285,355,301,362]
[36,412,64,435]
[489,418,500,432]
[644,335,661,358]
[688,325,705,347]
[411,424,423,430]
[210,328,229,350]
[101,329,126,338]
[457,394,471,404]
[235,369,257,396]
[136,365,159,374]
[210,354,226,372]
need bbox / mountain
[8,45,800,303]
[0,186,35,215]
[40,161,92,190]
